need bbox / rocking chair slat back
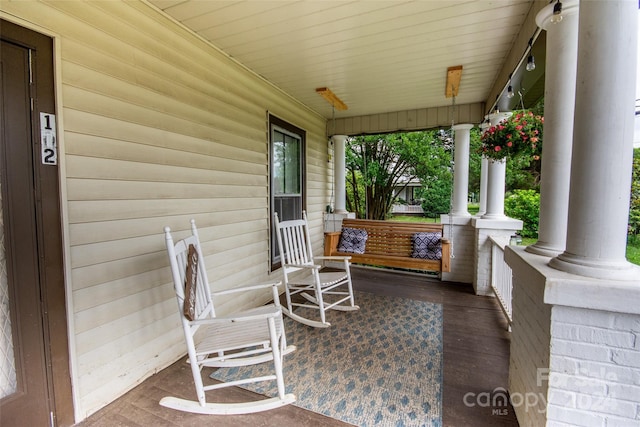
[273,211,359,328]
[160,220,296,414]
[276,214,313,272]
[166,228,214,322]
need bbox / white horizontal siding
[1,0,328,420]
[332,102,485,135]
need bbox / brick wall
[547,306,640,427]
[508,257,551,426]
[441,220,474,284]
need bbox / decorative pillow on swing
[337,227,368,254]
[411,232,442,260]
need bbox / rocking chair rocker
[161,220,295,414]
[274,211,359,328]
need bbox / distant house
[392,177,424,216]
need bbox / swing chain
[448,91,456,259]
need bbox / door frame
[0,18,74,426]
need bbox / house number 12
[40,112,57,165]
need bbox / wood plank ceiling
[149,0,536,120]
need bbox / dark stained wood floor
[76,267,519,427]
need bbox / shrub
[418,180,452,216]
[629,150,640,235]
[505,189,540,238]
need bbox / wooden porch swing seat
[161,220,296,415]
[274,211,359,328]
[324,218,451,273]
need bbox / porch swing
[320,80,457,275]
[327,67,463,274]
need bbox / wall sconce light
[550,0,563,24]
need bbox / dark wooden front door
[1,20,73,426]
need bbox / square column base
[471,217,523,295]
[505,247,640,427]
[323,212,356,233]
[440,215,474,284]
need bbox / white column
[482,112,512,219]
[549,0,638,280]
[332,135,348,214]
[526,0,579,257]
[450,124,474,216]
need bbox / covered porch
[1,1,638,426]
[77,267,517,427]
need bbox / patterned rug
[210,292,443,426]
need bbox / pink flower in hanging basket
[480,109,544,160]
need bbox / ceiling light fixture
[550,0,563,24]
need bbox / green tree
[345,169,366,217]
[417,130,453,215]
[345,131,452,220]
[469,127,483,200]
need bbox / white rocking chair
[274,211,359,328]
[161,220,295,415]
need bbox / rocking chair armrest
[313,255,352,261]
[283,263,321,271]
[191,305,282,325]
[211,281,281,297]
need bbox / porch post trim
[451,124,474,217]
[526,0,579,257]
[549,0,639,280]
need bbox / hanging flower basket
[481,110,544,161]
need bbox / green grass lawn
[468,203,480,215]
[627,235,640,265]
[388,215,439,223]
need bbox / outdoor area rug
[210,291,443,426]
